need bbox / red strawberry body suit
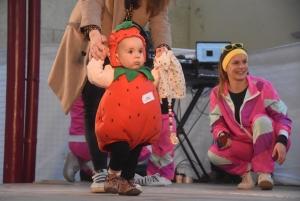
[95,71,161,152]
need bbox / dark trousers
[109,141,144,180]
[82,79,108,171]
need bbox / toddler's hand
[89,30,109,61]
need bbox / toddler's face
[115,37,144,70]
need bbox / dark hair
[216,48,248,99]
[132,0,171,17]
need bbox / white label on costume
[142,92,155,104]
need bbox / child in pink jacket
[63,95,93,182]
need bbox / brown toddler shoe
[104,173,119,194]
[118,177,141,196]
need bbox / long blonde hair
[217,51,230,99]
[132,0,171,17]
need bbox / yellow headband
[222,49,248,71]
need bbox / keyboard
[198,67,218,79]
[179,59,219,87]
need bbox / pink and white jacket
[209,75,292,143]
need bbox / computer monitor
[196,41,231,63]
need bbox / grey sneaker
[135,173,171,186]
[104,173,119,194]
[90,169,107,193]
[84,160,94,172]
[118,177,141,196]
[63,152,82,182]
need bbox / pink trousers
[208,114,291,175]
[144,113,176,180]
[69,94,91,161]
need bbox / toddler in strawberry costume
[87,21,162,196]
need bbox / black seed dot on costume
[109,92,112,95]
[153,116,156,119]
[131,139,133,141]
[98,117,101,120]
[155,128,157,130]
[129,116,131,119]
[106,134,108,137]
[123,129,125,132]
[138,113,140,117]
[81,51,87,56]
[118,103,121,106]
[111,119,114,122]
[127,89,129,92]
[136,86,138,89]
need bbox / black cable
[185,99,210,136]
[175,99,182,120]
[174,98,210,151]
[175,159,198,170]
[195,88,212,116]
[186,87,211,115]
[175,159,208,179]
[200,88,212,97]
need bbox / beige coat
[48,0,172,114]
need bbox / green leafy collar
[113,66,154,82]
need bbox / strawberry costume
[88,21,161,152]
[96,68,161,151]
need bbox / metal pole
[23,0,41,183]
[3,0,27,183]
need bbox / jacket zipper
[238,91,260,139]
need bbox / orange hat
[109,21,146,67]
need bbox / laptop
[196,41,231,65]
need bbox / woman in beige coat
[48,0,172,194]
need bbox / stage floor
[0,180,299,201]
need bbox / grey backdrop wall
[170,0,300,51]
[0,0,300,51]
